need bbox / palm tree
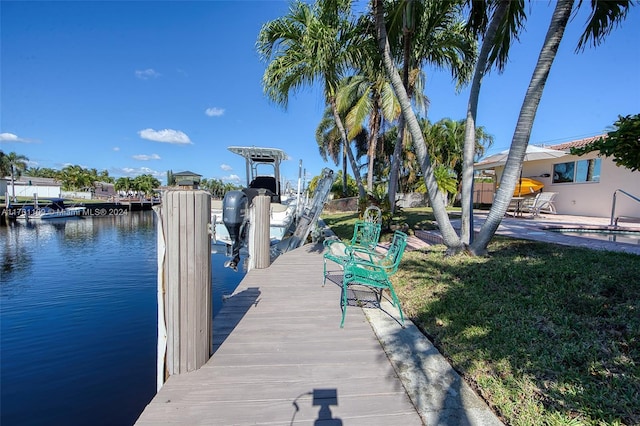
[383,0,476,214]
[373,0,470,250]
[257,0,367,198]
[316,104,368,196]
[376,0,633,254]
[469,0,633,254]
[133,174,161,196]
[3,151,29,202]
[338,70,400,193]
[59,165,93,191]
[459,0,525,245]
[335,17,402,194]
[115,177,133,194]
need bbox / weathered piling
[154,190,211,389]
[248,193,271,270]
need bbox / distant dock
[1,198,159,224]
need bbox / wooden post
[248,193,271,270]
[155,190,212,383]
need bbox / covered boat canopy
[228,146,290,202]
[228,146,289,163]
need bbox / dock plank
[136,243,422,425]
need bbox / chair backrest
[351,220,381,250]
[378,231,408,275]
[532,192,557,211]
[363,205,382,224]
[535,191,556,205]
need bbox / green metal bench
[340,230,408,328]
[323,220,381,286]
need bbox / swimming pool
[547,227,640,245]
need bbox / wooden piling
[155,190,212,384]
[248,193,271,270]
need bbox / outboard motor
[222,190,248,271]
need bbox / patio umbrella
[474,145,567,170]
[475,145,567,196]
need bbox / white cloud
[135,69,160,80]
[112,166,164,179]
[205,107,225,117]
[0,132,33,143]
[138,128,192,144]
[222,174,241,183]
[113,147,120,151]
[132,153,161,161]
[220,164,232,171]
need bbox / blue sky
[1,1,639,187]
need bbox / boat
[16,198,86,220]
[211,146,297,244]
[211,146,334,271]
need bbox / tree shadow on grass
[395,239,640,425]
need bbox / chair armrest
[349,246,384,263]
[345,256,386,273]
[323,237,342,248]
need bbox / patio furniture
[363,205,382,224]
[340,230,408,328]
[524,191,558,216]
[507,195,536,217]
[323,220,382,286]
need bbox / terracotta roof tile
[547,134,606,152]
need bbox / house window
[552,158,601,183]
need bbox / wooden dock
[136,242,422,425]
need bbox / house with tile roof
[488,135,640,218]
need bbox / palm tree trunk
[388,1,413,214]
[470,0,575,254]
[388,114,405,213]
[330,98,366,199]
[460,1,510,244]
[374,0,462,250]
[10,166,16,202]
[367,101,381,192]
[342,146,347,196]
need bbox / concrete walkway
[468,212,639,255]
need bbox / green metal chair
[340,230,408,328]
[322,220,381,286]
[363,205,382,224]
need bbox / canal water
[0,211,245,425]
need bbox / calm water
[0,211,245,425]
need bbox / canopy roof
[228,146,289,163]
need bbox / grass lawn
[322,209,640,426]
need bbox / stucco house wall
[5,176,62,199]
[495,148,640,218]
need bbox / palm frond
[576,0,632,51]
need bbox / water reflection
[1,210,245,425]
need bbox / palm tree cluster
[258,0,485,202]
[259,0,633,254]
[200,178,242,199]
[1,150,163,197]
[114,175,161,196]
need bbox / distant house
[173,171,202,189]
[4,176,62,199]
[93,181,116,199]
[484,135,640,218]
